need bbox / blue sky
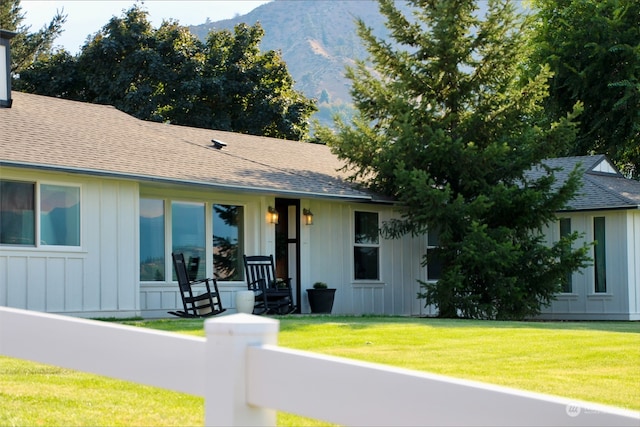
[20,1,271,54]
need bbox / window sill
[587,293,613,300]
[556,293,579,299]
[351,281,385,287]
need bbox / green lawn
[1,316,638,426]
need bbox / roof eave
[0,161,374,202]
[558,205,640,213]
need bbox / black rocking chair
[243,254,296,315]
[168,252,226,318]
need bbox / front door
[275,198,301,313]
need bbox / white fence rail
[0,307,638,426]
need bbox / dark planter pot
[306,288,336,314]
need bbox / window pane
[140,199,165,281]
[172,201,205,280]
[355,211,379,244]
[213,204,244,281]
[354,247,379,280]
[0,180,35,245]
[594,217,606,293]
[427,248,443,281]
[427,227,440,247]
[40,184,80,246]
[559,218,572,293]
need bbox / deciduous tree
[15,5,316,140]
[528,0,640,178]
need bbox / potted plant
[306,282,336,314]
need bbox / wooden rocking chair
[243,254,296,315]
[168,252,226,318]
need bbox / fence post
[204,313,279,427]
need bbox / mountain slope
[189,1,497,128]
[189,0,393,127]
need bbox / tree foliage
[317,0,591,320]
[1,0,66,73]
[15,5,316,140]
[528,0,640,178]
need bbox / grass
[1,316,638,426]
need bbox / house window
[593,217,606,293]
[0,180,80,247]
[212,204,244,281]
[354,211,379,280]
[140,198,165,281]
[0,180,35,245]
[427,228,443,281]
[172,201,206,280]
[40,184,80,246]
[559,218,572,293]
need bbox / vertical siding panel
[0,256,7,306]
[7,256,27,307]
[340,204,353,315]
[389,236,401,315]
[100,183,119,310]
[117,184,138,311]
[27,257,46,311]
[46,257,65,311]
[608,212,626,314]
[144,291,159,310]
[83,181,101,310]
[66,257,84,311]
[630,211,640,319]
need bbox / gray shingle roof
[1,92,374,201]
[530,155,640,211]
[3,93,638,211]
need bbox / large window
[213,204,244,281]
[140,199,165,281]
[172,201,206,280]
[354,211,379,280]
[139,199,245,282]
[0,180,35,245]
[0,179,79,247]
[559,218,573,293]
[593,217,606,293]
[40,184,80,246]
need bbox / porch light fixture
[303,208,314,225]
[267,206,279,224]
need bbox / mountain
[189,1,499,129]
[189,0,398,128]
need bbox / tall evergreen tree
[318,0,591,319]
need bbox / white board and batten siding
[305,202,427,317]
[539,209,640,321]
[627,210,640,318]
[0,169,140,318]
